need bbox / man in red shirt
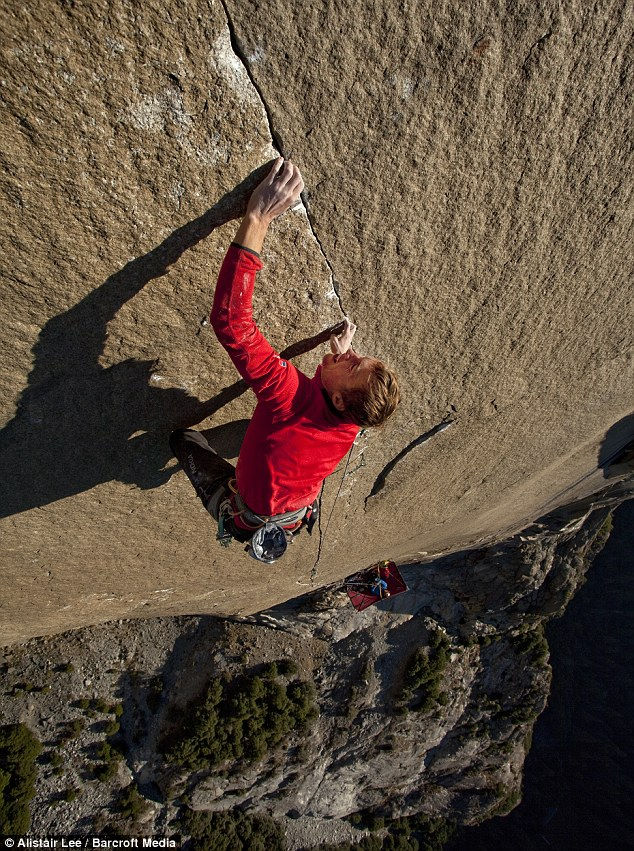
[170,159,399,554]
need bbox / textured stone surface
[1,0,633,642]
[0,0,337,642]
[222,0,634,556]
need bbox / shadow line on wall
[0,163,340,520]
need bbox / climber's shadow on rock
[0,162,340,520]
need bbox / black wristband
[231,242,260,259]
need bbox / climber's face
[320,350,378,396]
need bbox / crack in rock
[218,0,347,319]
[299,204,346,315]
[218,0,349,581]
[218,0,285,154]
[364,418,456,508]
[522,30,553,75]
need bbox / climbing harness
[215,478,318,563]
[211,418,365,568]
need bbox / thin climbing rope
[310,435,360,583]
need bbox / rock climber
[370,575,390,599]
[170,158,400,561]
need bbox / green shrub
[58,663,74,674]
[76,698,91,710]
[323,813,455,850]
[482,697,502,714]
[62,788,78,803]
[395,629,450,713]
[68,719,85,737]
[277,659,299,677]
[95,742,123,763]
[0,723,42,834]
[587,511,613,560]
[58,718,85,744]
[500,703,538,724]
[115,783,148,820]
[176,808,285,851]
[166,671,318,773]
[523,727,534,752]
[406,814,456,850]
[111,703,124,718]
[510,624,549,666]
[294,741,311,763]
[104,720,120,737]
[488,785,521,817]
[94,761,119,782]
[48,751,64,769]
[94,721,123,781]
[344,811,385,834]
[262,662,278,679]
[93,698,111,714]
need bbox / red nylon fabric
[211,244,359,516]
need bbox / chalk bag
[247,522,289,563]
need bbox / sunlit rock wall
[1,0,632,642]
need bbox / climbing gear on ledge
[344,560,407,611]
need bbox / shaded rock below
[1,479,629,840]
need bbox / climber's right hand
[330,317,357,354]
[246,157,304,223]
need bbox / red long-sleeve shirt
[211,243,359,516]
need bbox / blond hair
[341,361,400,427]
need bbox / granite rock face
[1,0,632,642]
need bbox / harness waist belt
[228,479,308,529]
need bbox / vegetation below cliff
[164,663,317,771]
